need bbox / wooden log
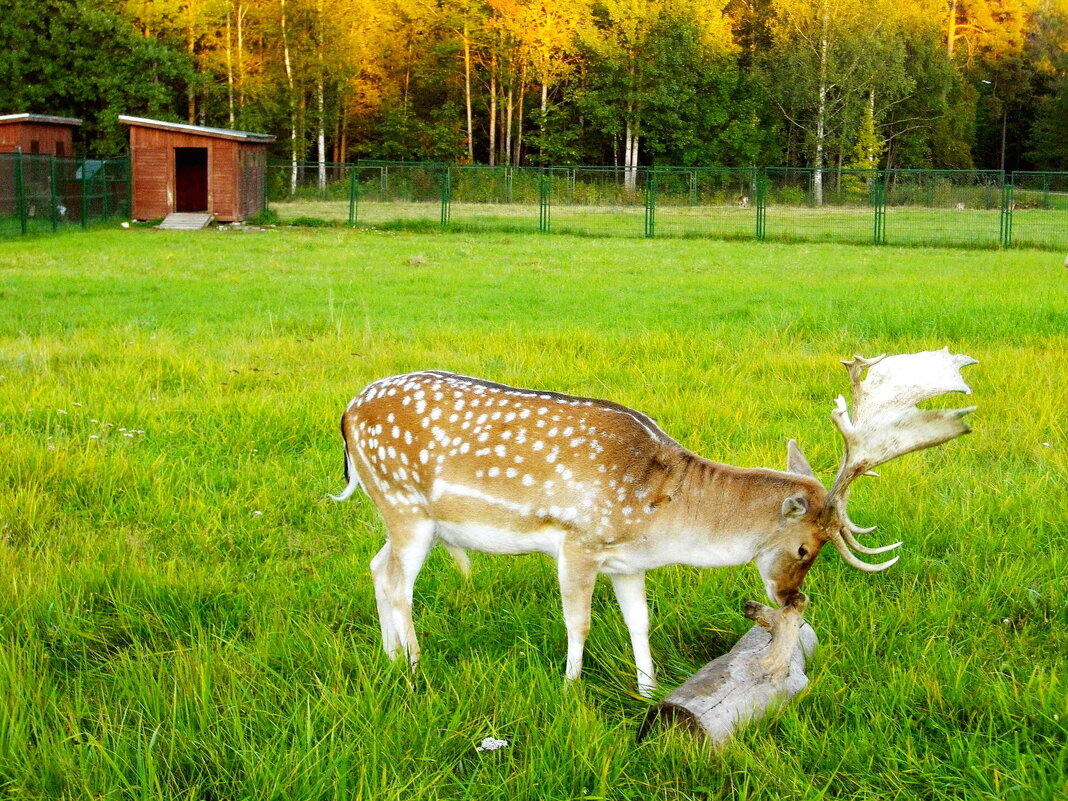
[637,596,817,745]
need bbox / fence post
[80,158,89,229]
[505,166,513,204]
[539,171,551,233]
[14,151,27,235]
[102,161,111,220]
[440,164,451,227]
[644,169,656,238]
[348,165,357,227]
[755,172,768,241]
[872,178,887,245]
[49,155,59,232]
[1000,182,1014,248]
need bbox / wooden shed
[0,113,81,157]
[119,115,275,222]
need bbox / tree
[0,0,193,156]
[762,0,908,201]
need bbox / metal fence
[0,152,129,237]
[1008,171,1068,250]
[266,160,1067,250]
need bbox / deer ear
[781,494,809,520]
[786,439,815,477]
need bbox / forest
[2,0,1068,173]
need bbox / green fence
[265,160,1068,251]
[1009,171,1068,250]
[0,152,129,237]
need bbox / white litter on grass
[476,737,509,752]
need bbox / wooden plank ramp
[158,213,214,230]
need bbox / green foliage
[4,0,1068,170]
[0,0,194,157]
[1027,77,1068,169]
[244,208,281,226]
[366,104,469,163]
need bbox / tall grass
[0,228,1065,799]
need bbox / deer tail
[329,415,362,502]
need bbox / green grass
[265,198,1068,250]
[1,227,1066,799]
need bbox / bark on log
[637,597,817,745]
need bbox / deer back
[342,371,686,550]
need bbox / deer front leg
[557,544,599,683]
[610,572,656,697]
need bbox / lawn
[265,197,1068,250]
[1,226,1066,799]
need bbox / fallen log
[637,596,817,745]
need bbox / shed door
[175,147,208,212]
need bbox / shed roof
[0,113,82,127]
[119,115,275,143]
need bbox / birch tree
[765,0,897,202]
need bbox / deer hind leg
[371,517,435,666]
[557,544,599,683]
[610,572,656,697]
[370,543,402,658]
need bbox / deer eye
[798,545,809,559]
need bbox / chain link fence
[0,153,129,237]
[262,159,1067,251]
[1009,172,1068,250]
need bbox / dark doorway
[175,147,208,212]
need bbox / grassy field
[265,197,1068,250]
[1,226,1066,799]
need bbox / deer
[331,349,976,697]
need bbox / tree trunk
[317,75,326,191]
[638,600,816,746]
[539,81,548,164]
[505,83,514,166]
[186,0,197,124]
[624,57,638,192]
[236,2,246,116]
[813,2,830,207]
[403,36,413,109]
[489,59,497,167]
[316,0,326,191]
[280,0,298,194]
[624,106,639,193]
[463,21,474,162]
[515,64,526,167]
[947,0,957,59]
[225,13,234,127]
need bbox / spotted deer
[332,349,976,696]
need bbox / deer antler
[825,348,977,571]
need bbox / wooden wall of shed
[237,143,267,219]
[129,126,245,221]
[0,123,75,156]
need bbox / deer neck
[646,450,790,569]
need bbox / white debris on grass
[475,737,509,752]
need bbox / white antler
[826,348,977,571]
